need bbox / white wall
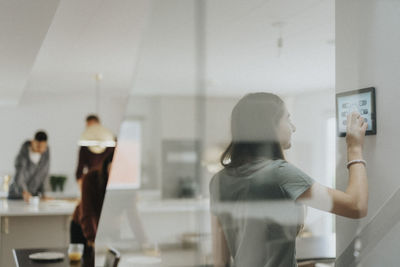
[286,89,335,236]
[124,95,239,190]
[336,0,400,264]
[286,90,335,186]
[0,91,126,194]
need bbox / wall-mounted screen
[336,87,376,137]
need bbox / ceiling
[133,0,335,96]
[26,0,151,96]
[0,0,334,105]
[0,0,60,105]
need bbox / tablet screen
[336,87,376,137]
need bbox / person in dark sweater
[71,152,114,266]
[76,115,115,182]
[8,131,50,202]
[76,146,114,181]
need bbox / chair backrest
[103,247,121,267]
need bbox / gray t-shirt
[210,159,314,267]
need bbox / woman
[71,152,114,266]
[209,92,368,267]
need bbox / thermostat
[336,87,376,137]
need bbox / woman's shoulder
[209,169,228,195]
[269,158,287,166]
[272,160,314,187]
[210,170,223,186]
[272,159,306,174]
[212,159,279,177]
[238,159,287,175]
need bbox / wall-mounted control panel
[336,87,376,137]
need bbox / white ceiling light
[78,73,116,152]
[78,123,116,153]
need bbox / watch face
[336,87,376,137]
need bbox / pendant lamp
[78,73,116,153]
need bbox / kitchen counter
[0,199,77,267]
[0,196,210,266]
[0,197,208,216]
[0,199,77,216]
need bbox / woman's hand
[346,111,368,150]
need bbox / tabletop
[0,199,76,216]
[13,248,83,267]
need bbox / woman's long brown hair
[221,92,285,168]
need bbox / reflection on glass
[94,1,345,266]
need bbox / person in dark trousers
[70,152,114,267]
[8,131,50,202]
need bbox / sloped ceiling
[0,0,334,104]
[131,0,335,96]
[0,0,60,105]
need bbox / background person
[76,114,114,183]
[71,152,114,267]
[8,131,50,202]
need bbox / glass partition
[5,0,400,266]
[96,0,336,266]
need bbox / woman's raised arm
[298,112,368,219]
